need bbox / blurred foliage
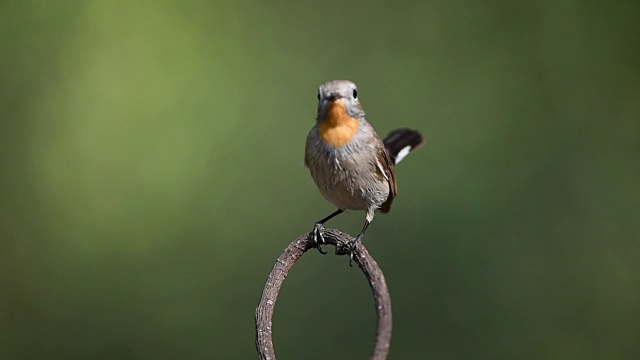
[1,0,639,359]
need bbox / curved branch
[255,229,392,360]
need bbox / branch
[255,228,392,360]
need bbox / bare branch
[255,229,392,360]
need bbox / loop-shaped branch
[255,229,392,360]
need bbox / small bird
[304,80,424,257]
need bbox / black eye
[317,92,321,100]
[353,89,358,99]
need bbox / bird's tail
[383,128,424,164]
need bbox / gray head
[316,80,365,122]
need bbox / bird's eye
[353,89,358,99]
[317,92,321,100]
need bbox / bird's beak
[320,94,341,110]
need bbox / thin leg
[317,209,344,225]
[349,219,371,266]
[355,220,371,243]
[312,209,344,254]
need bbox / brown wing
[304,132,312,168]
[378,145,397,213]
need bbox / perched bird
[304,80,424,256]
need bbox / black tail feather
[383,128,424,164]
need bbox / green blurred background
[1,0,638,359]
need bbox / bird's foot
[348,236,363,267]
[311,223,327,254]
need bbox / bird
[304,80,424,258]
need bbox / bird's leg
[349,215,372,266]
[312,209,344,254]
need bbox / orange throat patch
[318,101,360,147]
